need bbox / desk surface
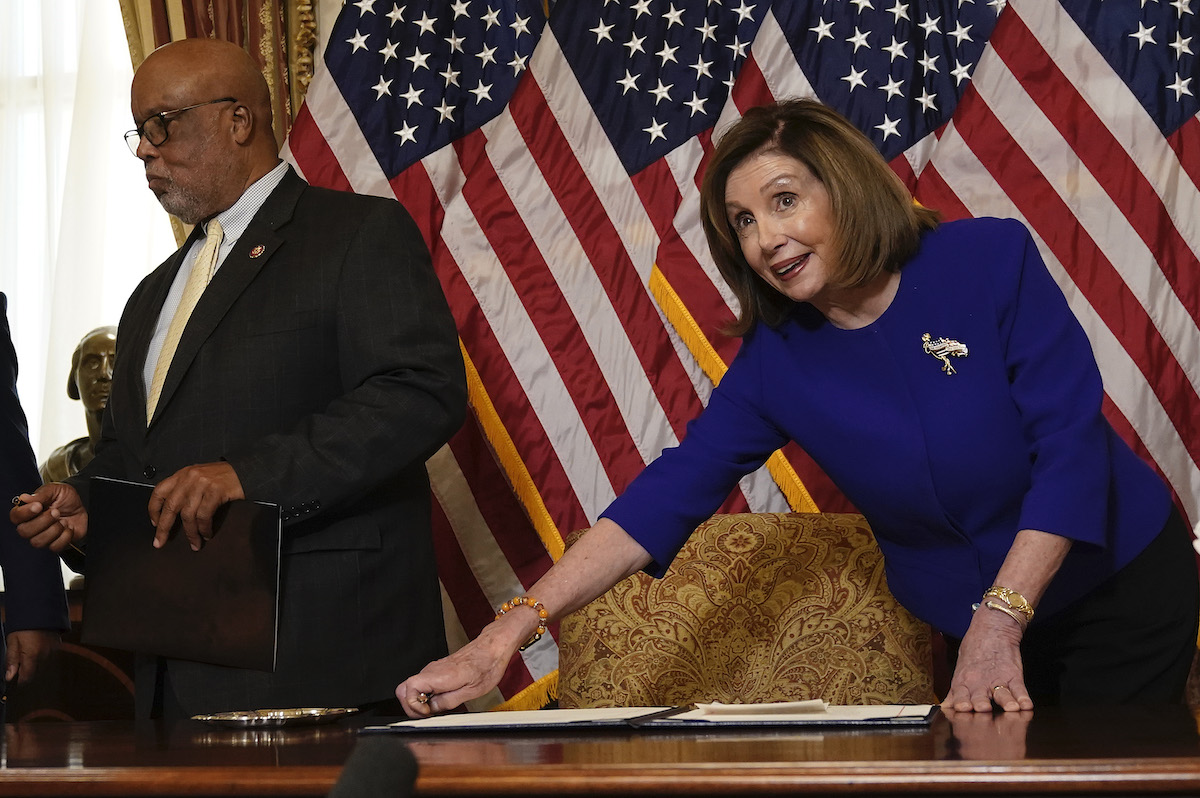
[2,705,1199,797]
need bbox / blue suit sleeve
[994,221,1115,546]
[0,295,69,636]
[601,334,787,575]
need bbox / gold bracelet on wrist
[983,599,1028,629]
[495,595,549,651]
[982,586,1034,624]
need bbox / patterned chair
[557,512,936,708]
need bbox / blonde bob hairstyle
[700,99,940,336]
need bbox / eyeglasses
[124,97,236,156]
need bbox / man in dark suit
[11,39,466,718]
[0,294,68,692]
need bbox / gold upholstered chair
[557,512,936,708]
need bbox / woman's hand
[941,527,1071,712]
[395,518,653,719]
[942,604,1032,712]
[396,615,531,718]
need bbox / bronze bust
[39,326,117,484]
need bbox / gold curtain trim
[288,0,318,112]
[647,265,819,513]
[117,0,148,69]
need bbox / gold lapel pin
[249,245,266,258]
[922,332,968,375]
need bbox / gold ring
[992,685,1006,693]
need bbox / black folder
[81,476,281,671]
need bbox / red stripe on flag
[953,88,1200,471]
[693,128,714,193]
[631,163,740,363]
[506,77,706,439]
[451,130,650,491]
[1167,115,1200,195]
[993,15,1200,325]
[389,162,592,534]
[430,497,505,646]
[447,416,556,578]
[287,106,353,193]
[389,166,445,250]
[911,162,974,222]
[730,54,776,113]
[888,152,919,196]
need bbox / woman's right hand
[397,518,653,718]
[395,613,533,718]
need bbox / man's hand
[5,630,60,684]
[10,483,88,553]
[148,462,245,551]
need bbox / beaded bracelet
[495,595,549,651]
[983,585,1034,624]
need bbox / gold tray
[191,707,359,727]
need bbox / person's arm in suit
[0,295,69,684]
[11,283,139,560]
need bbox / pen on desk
[626,704,694,728]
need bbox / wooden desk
[2,705,1199,797]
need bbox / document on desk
[80,476,282,671]
[369,701,938,733]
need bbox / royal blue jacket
[603,218,1169,637]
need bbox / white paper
[675,703,933,723]
[384,706,672,730]
[693,699,829,715]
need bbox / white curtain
[1,0,176,462]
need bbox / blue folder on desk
[80,476,281,671]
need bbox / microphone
[327,736,418,797]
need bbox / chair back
[558,512,935,707]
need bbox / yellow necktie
[146,219,223,423]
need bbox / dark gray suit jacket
[0,294,69,688]
[70,169,466,716]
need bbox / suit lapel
[147,168,305,428]
[119,228,201,437]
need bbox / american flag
[285,0,1200,707]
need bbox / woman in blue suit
[398,100,1198,714]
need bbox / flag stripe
[1010,3,1200,258]
[1167,117,1200,192]
[503,79,702,442]
[923,118,1200,526]
[953,42,1200,473]
[451,131,650,487]
[393,157,593,535]
[993,12,1200,333]
[446,417,557,577]
[284,106,353,192]
[421,144,621,520]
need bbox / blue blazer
[0,294,68,678]
[604,218,1169,637]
